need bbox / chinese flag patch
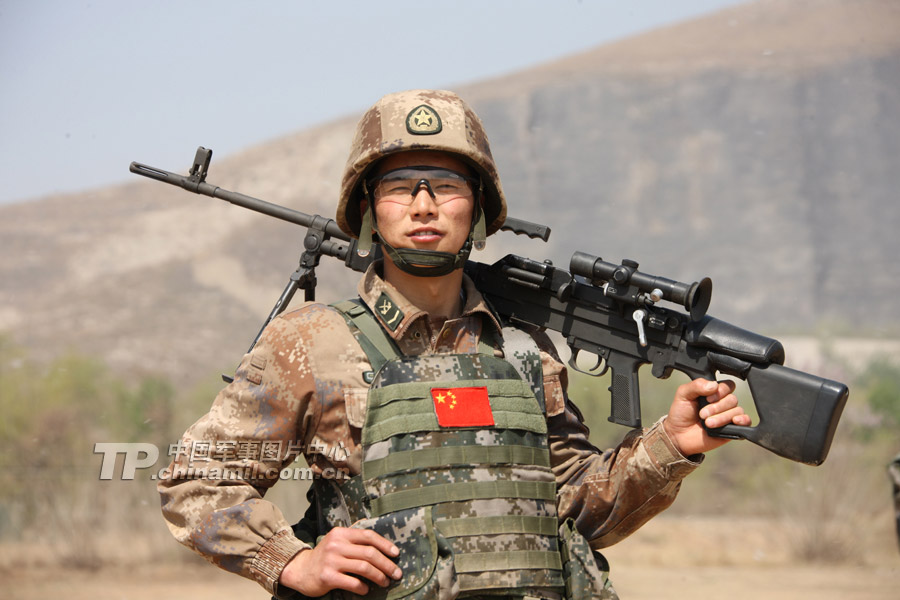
[431,386,494,427]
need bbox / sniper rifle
[130,147,848,466]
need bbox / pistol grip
[607,355,642,428]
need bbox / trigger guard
[568,349,609,376]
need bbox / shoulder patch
[406,104,442,135]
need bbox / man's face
[369,151,476,259]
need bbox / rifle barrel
[129,154,551,245]
[129,161,350,241]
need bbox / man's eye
[381,182,414,195]
[434,182,466,194]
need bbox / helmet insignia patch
[406,105,442,135]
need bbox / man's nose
[409,183,438,214]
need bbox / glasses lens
[371,168,474,204]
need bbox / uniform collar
[357,261,502,342]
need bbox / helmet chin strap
[356,189,486,278]
[382,240,471,277]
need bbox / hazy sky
[0,0,747,205]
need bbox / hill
[2,0,898,385]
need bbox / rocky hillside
[2,0,897,385]
[461,0,900,331]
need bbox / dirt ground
[4,562,898,600]
[4,517,898,599]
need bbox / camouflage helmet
[336,89,507,239]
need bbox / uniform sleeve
[531,329,703,549]
[157,310,321,594]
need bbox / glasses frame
[365,166,481,205]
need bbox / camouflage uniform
[158,265,703,597]
[160,88,703,598]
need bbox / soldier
[159,89,750,599]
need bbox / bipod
[222,216,334,383]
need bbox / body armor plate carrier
[310,299,616,600]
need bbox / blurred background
[2,0,898,597]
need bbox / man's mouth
[409,229,441,239]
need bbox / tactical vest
[311,299,617,600]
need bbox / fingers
[319,528,402,588]
[713,406,752,427]
[674,378,750,427]
[698,384,737,418]
[706,379,737,403]
[350,527,402,562]
[318,569,373,597]
[676,378,735,403]
[666,378,751,456]
[694,379,750,427]
[281,527,402,597]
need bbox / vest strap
[363,444,551,479]
[436,515,558,538]
[477,322,499,356]
[366,379,538,410]
[372,480,556,516]
[363,405,548,445]
[331,298,400,374]
[455,550,563,574]
[362,380,548,445]
[499,325,547,413]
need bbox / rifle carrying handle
[499,217,551,242]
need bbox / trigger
[568,349,609,376]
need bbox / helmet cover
[337,89,507,239]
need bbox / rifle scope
[570,251,712,320]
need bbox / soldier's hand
[663,378,751,457]
[279,526,402,596]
